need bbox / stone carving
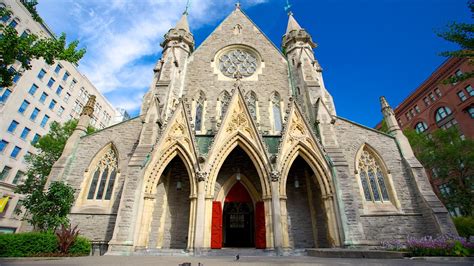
[81,95,96,117]
[270,170,280,182]
[196,171,207,182]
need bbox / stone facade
[50,5,457,254]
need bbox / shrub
[382,234,474,257]
[56,224,79,254]
[0,232,91,257]
[0,232,57,257]
[453,216,474,239]
[68,236,91,256]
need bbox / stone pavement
[0,256,472,266]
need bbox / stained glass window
[357,147,390,203]
[219,91,231,119]
[219,49,258,78]
[87,147,118,201]
[195,92,205,132]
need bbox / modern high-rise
[0,0,120,232]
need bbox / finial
[236,1,241,9]
[284,0,292,15]
[233,70,243,89]
[183,0,191,15]
[380,96,390,109]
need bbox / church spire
[175,12,190,32]
[286,11,302,35]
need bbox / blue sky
[37,0,470,127]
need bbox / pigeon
[235,254,240,261]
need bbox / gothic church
[48,4,456,254]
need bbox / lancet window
[271,92,282,132]
[357,147,390,202]
[87,147,118,201]
[219,90,231,120]
[246,91,257,120]
[195,91,205,132]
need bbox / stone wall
[333,118,438,242]
[64,118,142,242]
[183,9,290,134]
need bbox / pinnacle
[286,11,302,34]
[380,96,390,109]
[175,12,190,32]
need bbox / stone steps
[306,248,407,259]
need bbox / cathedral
[47,4,456,254]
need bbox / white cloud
[37,0,268,115]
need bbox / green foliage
[0,232,91,257]
[68,236,91,256]
[20,0,42,23]
[378,119,389,134]
[0,232,57,257]
[0,7,86,87]
[15,120,95,231]
[453,216,474,239]
[405,127,474,216]
[56,224,79,254]
[437,2,474,83]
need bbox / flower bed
[382,234,474,257]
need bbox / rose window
[219,49,258,78]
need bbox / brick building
[376,57,473,216]
[47,5,456,254]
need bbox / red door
[211,201,222,249]
[255,201,266,249]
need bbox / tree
[405,128,474,216]
[0,4,86,87]
[437,1,474,83]
[15,120,95,231]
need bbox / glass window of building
[28,84,38,96]
[56,85,63,95]
[8,19,18,29]
[64,93,71,103]
[70,79,77,89]
[415,122,428,133]
[429,93,436,102]
[7,120,19,133]
[12,171,24,184]
[32,134,41,144]
[414,105,420,113]
[10,68,21,83]
[48,99,57,110]
[435,88,442,97]
[423,97,430,106]
[20,127,30,140]
[0,166,12,181]
[271,92,282,132]
[30,107,40,121]
[54,64,63,74]
[0,140,9,153]
[37,69,46,80]
[10,146,21,158]
[435,106,452,123]
[40,115,50,128]
[455,69,463,77]
[58,106,65,117]
[0,89,12,103]
[62,71,70,81]
[440,119,458,129]
[457,91,467,102]
[47,78,55,88]
[468,107,474,119]
[39,92,48,103]
[466,85,473,96]
[18,100,30,114]
[1,12,11,22]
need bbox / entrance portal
[223,202,254,247]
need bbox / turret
[142,11,194,120]
[380,96,415,159]
[282,11,335,120]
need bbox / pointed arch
[75,142,120,211]
[245,90,258,120]
[206,132,271,198]
[354,143,401,211]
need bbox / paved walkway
[0,256,472,266]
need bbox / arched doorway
[285,156,330,248]
[211,147,266,249]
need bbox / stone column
[193,171,207,253]
[270,171,283,254]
